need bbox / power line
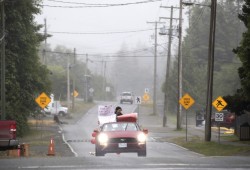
[43,28,155,35]
[187,0,210,31]
[43,0,163,8]
[40,41,169,56]
[42,50,167,57]
[189,7,206,30]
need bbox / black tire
[137,150,146,157]
[59,111,65,116]
[95,147,105,156]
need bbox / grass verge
[21,129,54,146]
[170,136,250,156]
[1,102,95,158]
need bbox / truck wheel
[59,111,65,116]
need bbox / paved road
[0,155,250,169]
[0,102,249,170]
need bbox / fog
[35,0,189,101]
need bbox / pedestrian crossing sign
[135,96,142,104]
[212,96,227,112]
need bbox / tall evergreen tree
[0,0,51,136]
[234,0,250,100]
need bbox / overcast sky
[35,0,185,56]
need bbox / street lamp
[182,2,210,7]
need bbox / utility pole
[147,21,165,115]
[85,54,88,102]
[177,0,183,130]
[205,0,217,142]
[1,0,5,120]
[67,53,70,110]
[159,6,176,127]
[72,48,76,113]
[161,3,183,129]
[103,60,107,101]
[100,58,107,101]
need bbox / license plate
[118,143,127,148]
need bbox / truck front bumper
[0,139,19,150]
[9,139,19,147]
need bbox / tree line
[164,0,250,117]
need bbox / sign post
[135,96,141,123]
[215,112,224,144]
[212,96,227,144]
[179,93,195,142]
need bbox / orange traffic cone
[17,145,20,157]
[47,137,55,156]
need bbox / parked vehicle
[120,92,133,104]
[44,101,68,116]
[211,110,235,128]
[43,94,68,116]
[0,120,19,151]
[91,113,148,157]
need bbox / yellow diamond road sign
[143,93,150,101]
[179,93,195,110]
[73,90,79,97]
[35,92,51,109]
[212,96,227,112]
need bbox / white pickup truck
[120,92,134,104]
[44,100,68,116]
[44,94,68,116]
[43,94,68,116]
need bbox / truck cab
[44,94,68,116]
[44,101,68,116]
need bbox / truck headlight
[97,133,108,146]
[137,133,147,144]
